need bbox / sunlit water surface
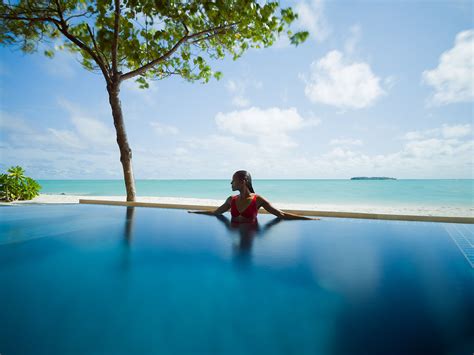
[1,205,473,355]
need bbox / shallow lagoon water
[1,205,473,354]
[38,179,474,207]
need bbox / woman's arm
[258,196,319,220]
[188,196,232,216]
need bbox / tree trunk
[108,83,136,202]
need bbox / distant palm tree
[7,166,26,185]
[0,166,41,202]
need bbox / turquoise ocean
[38,179,473,208]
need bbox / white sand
[3,194,473,218]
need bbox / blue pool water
[1,205,473,354]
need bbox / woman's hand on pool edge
[188,210,215,215]
[187,198,231,216]
[288,214,320,220]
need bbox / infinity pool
[1,205,473,354]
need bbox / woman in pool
[189,170,318,222]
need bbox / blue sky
[1,0,473,179]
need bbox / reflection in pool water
[215,214,283,268]
[0,204,473,355]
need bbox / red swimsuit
[231,194,258,222]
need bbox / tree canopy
[1,0,309,87]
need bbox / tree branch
[86,23,110,72]
[65,11,93,22]
[121,22,239,82]
[112,0,120,76]
[1,6,109,83]
[190,28,230,44]
[182,21,189,35]
[52,0,111,83]
[0,14,58,23]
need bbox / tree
[1,0,308,201]
[0,165,42,201]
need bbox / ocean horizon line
[37,178,474,181]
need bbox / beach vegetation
[0,1,308,201]
[0,166,41,202]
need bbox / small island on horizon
[350,177,397,180]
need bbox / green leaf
[44,49,55,58]
[290,31,310,46]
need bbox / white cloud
[0,101,121,178]
[3,106,471,179]
[295,0,330,42]
[0,112,59,148]
[168,122,473,179]
[47,128,84,149]
[0,111,33,134]
[225,78,262,108]
[402,131,425,141]
[58,99,115,147]
[441,123,472,138]
[422,29,474,105]
[403,123,472,140]
[175,147,188,155]
[215,106,320,149]
[73,116,115,145]
[304,50,385,109]
[150,121,179,135]
[330,138,363,146]
[147,106,322,178]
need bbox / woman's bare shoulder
[255,194,269,204]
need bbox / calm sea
[38,179,473,208]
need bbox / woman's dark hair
[234,170,255,193]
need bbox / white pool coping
[78,199,474,224]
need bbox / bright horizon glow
[0,1,473,179]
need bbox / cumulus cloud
[215,106,320,149]
[169,122,473,178]
[422,29,474,105]
[306,131,472,178]
[304,50,385,109]
[331,124,472,177]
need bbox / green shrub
[0,166,41,202]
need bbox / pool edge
[78,199,474,224]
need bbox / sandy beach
[3,193,473,218]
